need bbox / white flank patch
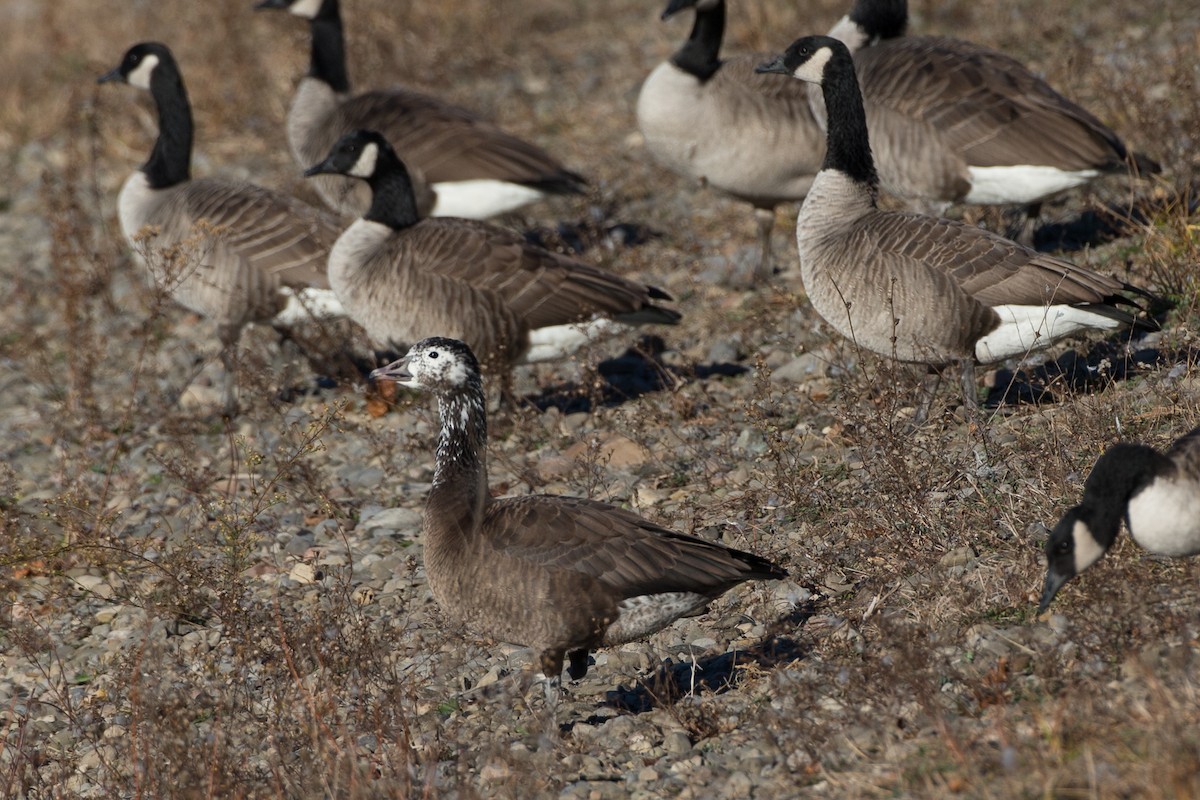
[974,303,1120,363]
[1126,479,1200,557]
[794,47,834,85]
[522,318,624,363]
[428,180,545,220]
[965,165,1101,205]
[287,0,323,18]
[1071,520,1108,574]
[274,287,346,324]
[117,172,160,244]
[127,54,160,90]
[349,142,379,179]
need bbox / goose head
[371,337,481,394]
[254,0,331,19]
[754,35,845,85]
[1039,507,1110,612]
[97,41,172,91]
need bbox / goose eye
[428,351,439,359]
[1053,540,1071,555]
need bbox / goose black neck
[144,57,193,189]
[433,384,488,490]
[362,148,421,229]
[670,1,724,81]
[1080,443,1171,547]
[819,48,878,188]
[309,1,350,93]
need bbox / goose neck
[143,59,193,189]
[432,386,489,493]
[1080,444,1169,547]
[819,49,878,189]
[671,1,724,81]
[363,154,421,229]
[309,3,350,93]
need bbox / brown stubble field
[2,0,1199,797]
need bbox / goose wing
[862,211,1139,311]
[387,219,677,329]
[484,495,785,598]
[1165,425,1200,479]
[855,36,1128,171]
[170,178,339,289]
[335,88,585,191]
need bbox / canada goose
[303,130,680,374]
[255,0,587,220]
[815,0,1160,237]
[98,41,343,416]
[1039,426,1200,612]
[370,336,787,698]
[636,0,825,284]
[755,37,1155,406]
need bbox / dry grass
[3,0,1200,797]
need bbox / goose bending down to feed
[754,37,1156,414]
[98,42,343,416]
[255,0,586,220]
[304,130,680,377]
[636,0,824,284]
[1039,425,1200,612]
[370,337,787,699]
[815,0,1160,240]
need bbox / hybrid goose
[1040,425,1200,612]
[370,337,787,698]
[256,0,586,220]
[816,0,1160,237]
[304,130,679,375]
[636,0,825,284]
[755,37,1155,406]
[98,42,343,415]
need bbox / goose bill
[370,356,414,385]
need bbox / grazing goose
[815,0,1160,237]
[98,41,343,415]
[304,130,680,374]
[370,337,787,698]
[1039,426,1200,612]
[256,0,587,220]
[636,0,825,284]
[755,37,1155,405]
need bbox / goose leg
[538,649,565,706]
[217,323,242,418]
[1013,202,1042,247]
[914,369,942,425]
[751,207,776,284]
[566,649,590,681]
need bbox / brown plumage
[637,0,825,282]
[815,0,1159,214]
[370,337,786,697]
[756,37,1156,404]
[99,42,341,415]
[306,130,679,373]
[257,0,585,220]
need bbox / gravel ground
[3,0,1200,797]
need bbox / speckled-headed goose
[304,130,679,373]
[256,0,586,220]
[755,37,1154,400]
[1040,426,1200,612]
[370,337,786,698]
[98,42,343,415]
[815,0,1159,232]
[636,0,825,284]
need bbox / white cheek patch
[1072,520,1107,574]
[127,54,160,90]
[288,0,324,18]
[349,142,379,179]
[793,47,833,84]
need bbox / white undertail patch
[428,180,546,220]
[974,304,1121,363]
[605,592,710,645]
[127,53,160,91]
[965,165,1101,205]
[523,318,625,364]
[274,287,346,324]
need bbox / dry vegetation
[2,0,1199,797]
